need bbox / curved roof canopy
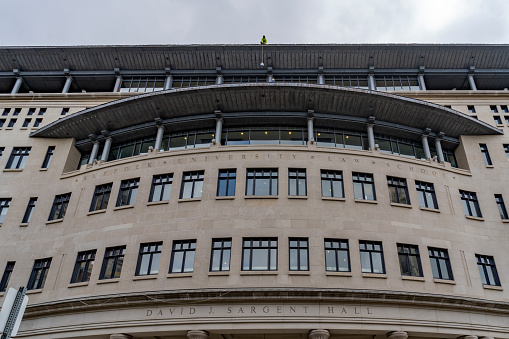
[31,83,502,149]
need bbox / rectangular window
[22,197,38,223]
[288,168,306,196]
[2,108,10,116]
[428,247,453,280]
[324,239,350,272]
[476,254,500,286]
[460,190,482,218]
[99,246,126,279]
[48,193,71,221]
[353,172,376,200]
[6,147,31,169]
[495,194,508,220]
[169,240,196,273]
[149,174,173,202]
[494,116,502,125]
[70,250,96,283]
[0,147,3,158]
[289,238,309,271]
[61,108,70,115]
[217,169,236,197]
[33,118,43,128]
[242,238,278,271]
[27,108,35,116]
[504,144,509,159]
[116,178,139,206]
[41,146,55,168]
[180,171,204,199]
[480,144,492,166]
[0,262,15,292]
[359,241,385,274]
[0,198,11,224]
[321,170,344,198]
[415,181,438,209]
[136,242,162,276]
[22,118,31,127]
[387,176,410,205]
[0,119,4,127]
[246,168,278,196]
[38,108,47,115]
[210,238,231,272]
[490,105,499,113]
[502,105,509,113]
[7,119,16,127]
[467,105,476,113]
[90,183,112,212]
[12,108,21,116]
[397,244,423,277]
[27,258,52,290]
[505,116,509,125]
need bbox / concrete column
[368,74,376,90]
[216,74,224,85]
[154,125,165,151]
[308,329,330,339]
[100,132,112,161]
[317,74,325,85]
[215,110,223,145]
[187,330,209,339]
[418,74,426,90]
[434,132,445,163]
[88,140,100,165]
[266,67,274,82]
[11,77,23,94]
[387,332,408,339]
[113,76,122,92]
[468,74,477,90]
[164,75,173,90]
[307,110,315,143]
[367,116,375,149]
[62,76,72,93]
[421,129,431,159]
[110,334,133,339]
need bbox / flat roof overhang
[30,83,503,149]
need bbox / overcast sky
[1,0,508,46]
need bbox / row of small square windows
[1,107,69,116]
[0,238,501,292]
[1,168,509,227]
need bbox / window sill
[39,168,48,171]
[485,165,495,168]
[322,197,346,201]
[147,200,169,206]
[354,199,377,204]
[31,127,40,130]
[401,275,425,281]
[46,218,63,225]
[288,195,307,199]
[325,271,352,277]
[133,274,158,281]
[19,223,29,227]
[87,209,107,216]
[208,271,230,276]
[167,273,193,278]
[433,278,455,285]
[390,202,412,208]
[97,278,120,284]
[362,273,387,279]
[496,124,505,128]
[5,127,13,130]
[113,204,135,211]
[20,127,28,130]
[68,281,89,288]
[3,168,23,172]
[26,289,43,295]
[502,219,509,223]
[420,206,440,213]
[216,196,235,200]
[483,284,503,291]
[244,195,278,199]
[465,215,484,221]
[288,271,310,275]
[240,270,278,275]
[178,198,202,203]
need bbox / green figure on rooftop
[260,35,267,45]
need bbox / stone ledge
[45,218,64,225]
[240,271,278,275]
[354,198,377,204]
[244,195,278,199]
[178,198,202,203]
[433,278,456,285]
[483,284,503,291]
[113,204,135,211]
[87,209,107,216]
[288,195,307,199]
[321,197,346,201]
[147,200,170,206]
[3,168,23,172]
[420,206,440,213]
[325,271,352,277]
[401,275,425,281]
[133,275,158,281]
[97,278,120,285]
[390,202,412,208]
[465,215,484,221]
[68,282,89,288]
[362,273,387,279]
[216,196,235,200]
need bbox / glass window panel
[364,184,375,200]
[119,145,135,159]
[360,252,371,273]
[169,136,187,150]
[252,248,268,270]
[399,143,415,157]
[371,253,383,273]
[195,133,213,147]
[250,130,279,145]
[353,182,363,199]
[139,255,150,275]
[172,252,184,272]
[222,249,231,270]
[184,251,195,272]
[193,180,203,198]
[150,253,161,274]
[280,130,304,145]
[439,259,450,280]
[226,131,249,145]
[316,132,335,147]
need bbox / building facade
[0,45,508,339]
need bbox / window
[33,118,43,128]
[1,108,10,116]
[169,240,196,273]
[428,247,453,280]
[242,238,277,271]
[12,108,21,116]
[505,116,509,125]
[22,118,31,127]
[460,190,482,218]
[217,169,236,197]
[119,77,165,92]
[415,181,438,209]
[41,146,55,168]
[61,108,70,115]
[27,258,52,290]
[288,168,306,196]
[7,119,16,127]
[149,174,173,202]
[397,244,422,277]
[480,144,492,166]
[353,172,376,200]
[6,147,31,169]
[27,108,35,116]
[0,147,3,158]
[0,262,15,292]
[0,119,4,127]
[359,241,385,274]
[324,239,350,272]
[210,238,231,272]
[494,116,503,125]
[0,198,11,224]
[321,170,344,198]
[502,105,509,113]
[70,250,96,283]
[505,144,509,159]
[90,183,112,212]
[289,238,309,271]
[490,105,499,113]
[246,168,278,196]
[38,108,46,115]
[48,193,71,221]
[22,197,37,223]
[476,254,500,286]
[180,171,204,199]
[495,194,508,220]
[99,246,126,279]
[116,178,139,206]
[136,242,162,276]
[467,105,476,113]
[387,176,410,205]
